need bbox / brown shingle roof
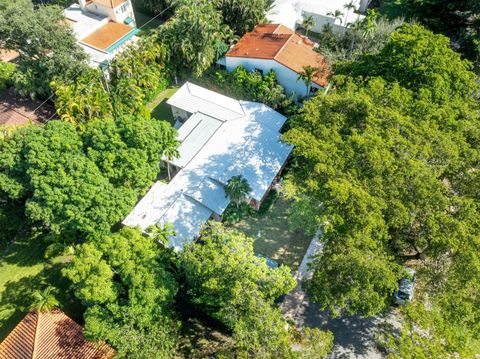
[0,309,115,359]
[226,24,330,87]
[80,21,134,51]
[0,88,56,127]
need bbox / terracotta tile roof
[0,88,56,127]
[226,24,330,87]
[0,49,19,63]
[0,309,115,359]
[80,21,134,51]
[91,0,126,8]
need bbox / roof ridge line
[273,33,294,60]
[31,311,40,359]
[185,82,245,118]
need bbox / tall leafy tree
[0,121,132,242]
[282,25,480,354]
[380,0,480,69]
[214,0,269,36]
[180,223,332,357]
[63,227,179,357]
[336,24,478,103]
[297,65,319,96]
[0,1,88,98]
[158,0,233,76]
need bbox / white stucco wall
[225,57,322,99]
[86,0,135,25]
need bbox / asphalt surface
[281,230,395,358]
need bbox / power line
[28,3,175,114]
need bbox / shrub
[0,61,15,92]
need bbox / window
[309,86,319,95]
[254,68,264,75]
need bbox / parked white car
[394,268,416,305]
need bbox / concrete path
[280,230,387,358]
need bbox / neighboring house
[0,87,56,129]
[224,24,330,98]
[123,82,292,251]
[64,0,139,67]
[0,309,115,359]
[267,0,371,33]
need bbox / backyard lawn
[232,197,311,270]
[0,232,82,341]
[149,86,179,125]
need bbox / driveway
[281,231,396,358]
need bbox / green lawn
[0,232,82,341]
[232,197,311,270]
[149,86,179,125]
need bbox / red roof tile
[0,309,115,359]
[226,24,330,87]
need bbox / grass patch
[0,231,83,341]
[232,196,311,270]
[149,86,179,125]
[133,9,163,34]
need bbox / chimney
[79,0,87,9]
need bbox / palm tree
[297,65,319,96]
[31,286,59,314]
[343,1,356,25]
[146,223,176,247]
[224,175,252,207]
[327,9,344,25]
[302,15,316,37]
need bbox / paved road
[281,231,392,358]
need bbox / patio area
[232,196,311,270]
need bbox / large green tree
[0,121,131,242]
[380,0,480,69]
[0,1,88,98]
[282,24,480,354]
[180,222,332,357]
[157,0,233,76]
[0,114,178,243]
[63,227,179,358]
[213,0,269,36]
[336,24,478,103]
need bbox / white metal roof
[170,112,222,168]
[167,82,245,122]
[123,83,292,250]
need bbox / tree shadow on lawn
[0,263,84,341]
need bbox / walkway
[280,230,388,358]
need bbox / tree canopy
[283,23,480,354]
[0,114,178,243]
[157,0,233,77]
[179,222,332,357]
[63,227,179,358]
[0,1,88,98]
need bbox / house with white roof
[64,0,138,67]
[123,82,293,251]
[267,0,371,34]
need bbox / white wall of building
[86,0,135,25]
[225,57,322,99]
